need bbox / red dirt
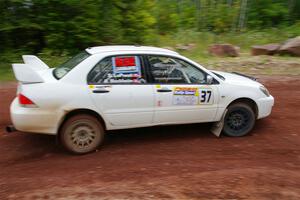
[1,76,300,199]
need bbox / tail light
[18,94,37,107]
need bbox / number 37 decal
[200,89,213,104]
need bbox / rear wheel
[60,114,105,154]
[223,103,255,137]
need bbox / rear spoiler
[231,72,257,81]
[22,55,49,70]
[12,55,49,84]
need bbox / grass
[0,66,14,81]
[1,28,300,82]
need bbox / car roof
[85,45,179,55]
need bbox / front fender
[214,83,262,121]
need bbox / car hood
[211,70,262,87]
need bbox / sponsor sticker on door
[172,87,213,105]
[173,87,198,105]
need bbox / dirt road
[1,77,300,199]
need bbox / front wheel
[60,114,105,154]
[223,103,255,137]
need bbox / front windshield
[53,51,90,79]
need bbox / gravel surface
[1,76,300,199]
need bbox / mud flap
[210,109,228,137]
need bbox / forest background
[1,0,300,80]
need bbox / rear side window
[53,51,90,79]
[88,55,146,84]
[147,55,207,84]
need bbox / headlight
[259,86,270,97]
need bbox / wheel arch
[57,109,107,135]
[227,97,258,119]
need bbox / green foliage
[1,0,300,55]
[247,0,290,27]
[201,2,240,33]
[155,0,180,34]
[121,0,156,44]
[97,0,124,44]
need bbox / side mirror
[207,75,214,84]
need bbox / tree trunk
[238,0,248,30]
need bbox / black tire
[60,114,105,154]
[223,103,255,137]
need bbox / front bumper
[10,98,60,135]
[256,95,274,119]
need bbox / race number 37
[199,89,213,104]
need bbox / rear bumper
[10,98,60,135]
[257,95,274,119]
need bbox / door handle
[157,87,172,93]
[92,89,110,93]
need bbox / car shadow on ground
[1,123,214,155]
[105,123,214,147]
[1,119,269,162]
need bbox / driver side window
[147,56,207,84]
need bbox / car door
[87,55,155,128]
[145,55,219,124]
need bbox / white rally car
[8,46,274,154]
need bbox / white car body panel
[89,85,155,128]
[10,46,274,135]
[153,84,219,124]
[210,70,274,120]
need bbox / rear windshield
[53,51,90,79]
